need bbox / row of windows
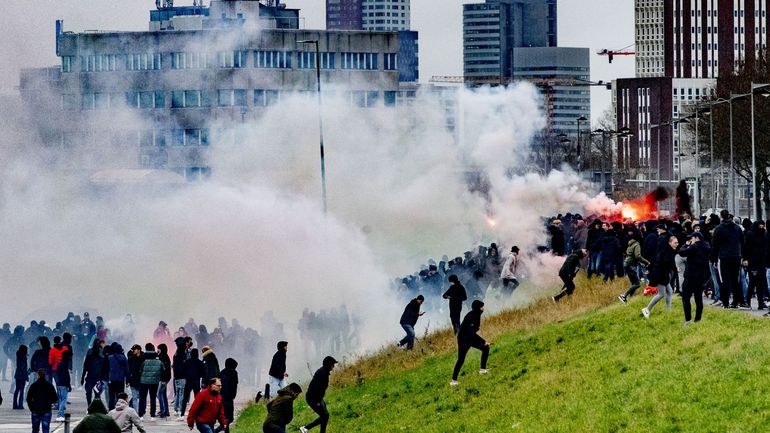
[65,89,408,111]
[63,51,397,72]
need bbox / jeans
[138,383,159,417]
[710,262,721,300]
[180,383,200,416]
[267,375,287,399]
[158,382,169,416]
[452,340,489,380]
[602,260,616,281]
[57,385,69,418]
[588,252,601,278]
[196,423,216,433]
[131,386,141,410]
[398,324,415,349]
[305,399,329,433]
[31,411,52,433]
[646,283,672,313]
[13,378,26,408]
[501,277,519,293]
[623,265,641,297]
[173,379,186,413]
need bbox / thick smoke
[675,179,693,218]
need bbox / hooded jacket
[108,399,146,433]
[399,298,422,326]
[744,222,766,270]
[678,239,712,280]
[711,219,744,261]
[82,346,107,384]
[306,364,333,403]
[458,301,486,347]
[443,281,468,307]
[624,238,650,268]
[184,353,205,388]
[201,349,220,384]
[108,347,130,383]
[218,362,239,401]
[263,386,297,429]
[26,376,58,413]
[73,399,121,433]
[268,350,286,380]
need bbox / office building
[326,0,363,30]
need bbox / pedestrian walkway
[0,384,252,433]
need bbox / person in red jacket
[187,378,227,433]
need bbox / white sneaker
[300,427,309,433]
[618,295,627,304]
[150,417,156,421]
[139,417,144,421]
[479,369,488,374]
[55,417,65,422]
[641,308,650,320]
[178,416,185,421]
[449,380,460,386]
[684,320,693,326]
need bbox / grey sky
[0,0,635,123]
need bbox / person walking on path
[81,339,107,406]
[299,356,337,433]
[108,344,130,410]
[618,227,650,303]
[553,249,587,302]
[397,295,425,350]
[678,232,712,324]
[217,358,239,433]
[642,234,679,319]
[187,378,228,433]
[267,341,288,399]
[450,300,492,386]
[27,369,58,433]
[443,275,468,334]
[500,246,520,293]
[262,383,302,433]
[108,392,146,433]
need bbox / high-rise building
[362,0,410,31]
[326,0,363,30]
[21,0,407,180]
[463,0,557,80]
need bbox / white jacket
[108,399,146,433]
[500,252,518,279]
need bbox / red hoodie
[48,345,68,372]
[187,387,227,429]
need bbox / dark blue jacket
[399,298,422,326]
[108,352,129,383]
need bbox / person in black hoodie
[397,295,425,350]
[678,232,712,323]
[127,344,144,410]
[450,300,492,386]
[299,356,337,433]
[13,344,28,409]
[217,358,239,433]
[443,275,468,335]
[267,341,288,399]
[553,249,587,301]
[81,339,107,405]
[180,348,204,418]
[27,369,58,433]
[172,338,188,417]
[711,209,745,308]
[156,343,172,418]
[30,336,51,382]
[201,346,220,385]
[744,220,767,309]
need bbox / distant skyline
[0,0,635,123]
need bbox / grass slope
[235,277,770,433]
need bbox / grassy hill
[234,276,770,432]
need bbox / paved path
[0,385,253,433]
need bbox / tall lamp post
[298,39,327,215]
[576,115,588,174]
[750,83,770,220]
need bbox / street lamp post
[750,83,770,220]
[298,39,327,215]
[576,115,587,174]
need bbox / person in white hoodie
[108,393,146,433]
[500,246,520,294]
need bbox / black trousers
[449,303,462,334]
[452,340,489,380]
[719,257,742,306]
[108,381,125,410]
[554,272,575,300]
[747,269,768,306]
[681,277,705,322]
[139,383,159,417]
[305,399,329,433]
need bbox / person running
[299,356,337,433]
[267,341,288,400]
[108,392,146,433]
[553,249,587,301]
[500,246,520,293]
[442,274,468,334]
[187,378,228,433]
[618,227,650,303]
[678,232,712,324]
[81,339,107,406]
[397,295,425,350]
[450,300,492,386]
[642,234,679,319]
[262,383,302,433]
[27,369,58,433]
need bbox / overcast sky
[0,0,635,123]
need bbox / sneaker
[552,296,558,303]
[150,417,156,421]
[139,417,144,421]
[479,368,488,374]
[641,308,650,320]
[683,320,693,326]
[55,417,65,422]
[618,294,627,304]
[739,303,751,310]
[729,304,738,309]
[449,380,460,386]
[300,427,309,433]
[759,305,768,310]
[178,416,185,421]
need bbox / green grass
[235,279,770,433]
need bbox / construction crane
[597,45,635,63]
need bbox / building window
[80,54,119,72]
[217,89,247,106]
[217,50,248,68]
[61,94,77,110]
[127,53,162,71]
[297,51,317,69]
[341,52,378,70]
[81,92,122,110]
[384,90,397,106]
[61,56,75,73]
[254,89,280,106]
[171,128,209,146]
[350,90,379,107]
[171,52,209,69]
[125,91,165,109]
[254,50,291,68]
[384,53,398,70]
[171,90,211,108]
